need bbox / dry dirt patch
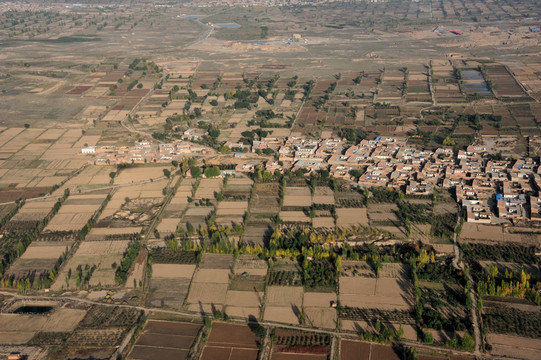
[266,286,303,307]
[336,208,368,227]
[152,264,196,279]
[487,334,541,360]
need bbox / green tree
[191,166,202,178]
[461,333,474,350]
[204,166,220,178]
[423,331,434,344]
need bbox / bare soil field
[487,333,541,360]
[460,223,504,241]
[263,305,300,325]
[147,278,191,309]
[266,286,303,307]
[225,290,263,308]
[312,186,335,205]
[242,223,273,246]
[279,211,311,223]
[199,253,234,269]
[114,166,169,185]
[52,240,130,290]
[0,305,86,345]
[283,186,312,207]
[339,269,413,310]
[6,238,73,280]
[336,208,369,228]
[152,264,196,279]
[233,255,268,276]
[194,178,223,200]
[225,306,261,320]
[273,354,326,360]
[304,307,337,329]
[156,218,180,234]
[147,264,195,309]
[216,200,248,216]
[340,340,370,360]
[129,320,201,360]
[193,268,230,283]
[45,194,106,232]
[185,283,229,313]
[313,217,335,228]
[206,322,259,348]
[250,183,281,215]
[224,177,253,197]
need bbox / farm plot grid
[271,330,330,360]
[244,182,280,246]
[185,254,233,314]
[44,194,107,232]
[200,322,260,360]
[339,261,414,332]
[340,340,401,360]
[147,263,196,310]
[225,255,268,319]
[129,320,201,360]
[51,239,131,291]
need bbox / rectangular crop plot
[200,323,259,360]
[339,266,413,311]
[51,240,130,290]
[224,177,253,197]
[199,253,234,269]
[147,278,191,309]
[340,340,370,360]
[152,264,196,279]
[340,340,401,360]
[283,186,312,207]
[216,201,248,216]
[312,186,335,205]
[129,320,200,360]
[147,264,195,309]
[336,208,368,228]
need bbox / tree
[24,123,30,128]
[461,333,474,350]
[396,324,404,338]
[350,169,363,179]
[204,166,220,178]
[423,331,434,344]
[163,169,171,178]
[109,171,116,180]
[188,166,201,178]
[407,347,418,360]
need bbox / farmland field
[129,320,201,360]
[52,239,130,290]
[3,1,541,358]
[200,322,259,360]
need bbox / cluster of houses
[80,140,210,165]
[182,0,339,8]
[83,135,541,224]
[228,135,541,224]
